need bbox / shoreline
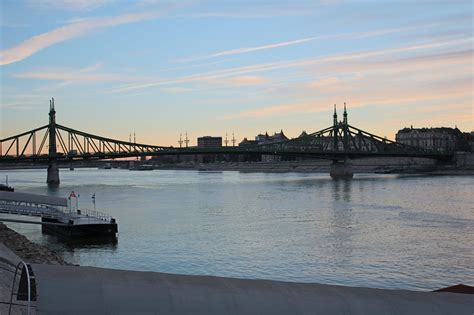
[0,223,69,265]
[1,163,473,175]
[152,163,474,175]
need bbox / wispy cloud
[185,10,310,19]
[13,63,148,84]
[160,87,194,94]
[306,77,343,91]
[209,37,316,58]
[303,49,473,85]
[223,46,472,120]
[226,87,470,120]
[0,93,51,111]
[182,1,340,19]
[26,0,116,11]
[34,81,74,92]
[0,10,167,66]
[0,21,30,28]
[0,102,41,111]
[117,37,472,92]
[229,76,266,86]
[225,77,472,120]
[178,23,446,63]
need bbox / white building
[395,127,463,152]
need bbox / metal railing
[73,207,113,223]
[0,256,36,315]
[0,200,66,220]
[9,261,34,315]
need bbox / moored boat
[130,164,153,171]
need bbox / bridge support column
[47,161,60,186]
[47,98,60,186]
[330,159,353,179]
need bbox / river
[1,168,473,291]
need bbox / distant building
[197,136,222,148]
[239,138,258,146]
[239,130,290,162]
[470,132,474,152]
[255,130,288,144]
[239,130,289,147]
[395,126,469,152]
[299,131,309,138]
[196,136,223,163]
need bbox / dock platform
[0,191,117,238]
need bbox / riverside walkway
[8,262,474,314]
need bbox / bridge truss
[0,101,450,162]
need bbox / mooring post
[47,98,60,186]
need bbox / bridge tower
[330,103,353,179]
[332,104,338,150]
[47,98,60,186]
[343,102,348,148]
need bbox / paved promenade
[32,264,474,314]
[1,241,473,314]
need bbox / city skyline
[1,0,472,146]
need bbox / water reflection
[329,179,353,264]
[2,169,473,290]
[41,230,118,249]
[331,179,352,202]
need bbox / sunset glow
[1,1,472,145]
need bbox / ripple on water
[2,169,473,290]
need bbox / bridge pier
[47,161,60,186]
[47,98,60,186]
[330,159,353,179]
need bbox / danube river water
[2,168,473,291]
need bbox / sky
[0,0,473,146]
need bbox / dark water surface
[2,168,473,291]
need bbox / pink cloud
[226,81,471,120]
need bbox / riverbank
[2,158,473,175]
[154,162,474,175]
[0,223,68,265]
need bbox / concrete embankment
[20,263,474,314]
